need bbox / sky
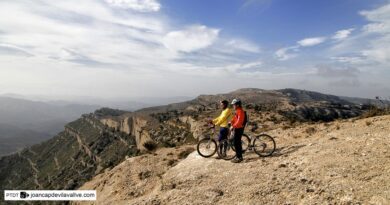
[0,0,390,100]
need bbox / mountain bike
[218,131,276,160]
[196,122,247,158]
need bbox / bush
[143,141,157,151]
[138,170,152,180]
[167,159,177,166]
[361,105,390,118]
[305,127,316,135]
[282,125,291,130]
[178,147,195,159]
[94,108,126,117]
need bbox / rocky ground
[75,115,390,205]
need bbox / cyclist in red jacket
[230,99,245,163]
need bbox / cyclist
[230,99,245,163]
[210,100,232,159]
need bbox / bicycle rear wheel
[218,139,236,160]
[253,134,276,157]
[197,138,217,158]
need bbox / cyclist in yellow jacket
[211,100,232,158]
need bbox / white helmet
[231,99,241,105]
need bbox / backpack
[243,111,249,128]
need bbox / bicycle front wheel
[253,134,276,157]
[197,138,217,158]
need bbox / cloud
[0,0,389,99]
[360,4,390,34]
[329,79,360,87]
[52,48,110,66]
[358,4,390,64]
[162,25,219,53]
[240,0,273,12]
[275,46,299,61]
[225,39,261,53]
[316,65,360,78]
[330,56,364,64]
[297,37,326,47]
[105,0,161,12]
[0,44,33,57]
[332,29,354,40]
[0,0,269,98]
[275,36,326,61]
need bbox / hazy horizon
[1,0,390,99]
[0,87,387,105]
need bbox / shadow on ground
[240,144,306,163]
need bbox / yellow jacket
[212,108,232,128]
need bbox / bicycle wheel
[218,139,236,160]
[231,134,250,152]
[197,138,217,158]
[241,134,250,152]
[253,134,276,157]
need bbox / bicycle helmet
[231,99,241,105]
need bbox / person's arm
[212,116,220,125]
[230,114,236,129]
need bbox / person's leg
[220,127,228,154]
[234,128,244,160]
[218,127,226,153]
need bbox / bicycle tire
[218,139,236,160]
[253,134,276,157]
[197,138,217,158]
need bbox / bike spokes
[253,134,276,157]
[197,138,217,158]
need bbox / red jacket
[231,107,245,129]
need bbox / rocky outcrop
[179,116,205,139]
[99,116,153,150]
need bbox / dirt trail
[75,115,390,205]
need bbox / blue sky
[163,0,384,44]
[0,0,389,100]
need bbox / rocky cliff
[0,113,138,193]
